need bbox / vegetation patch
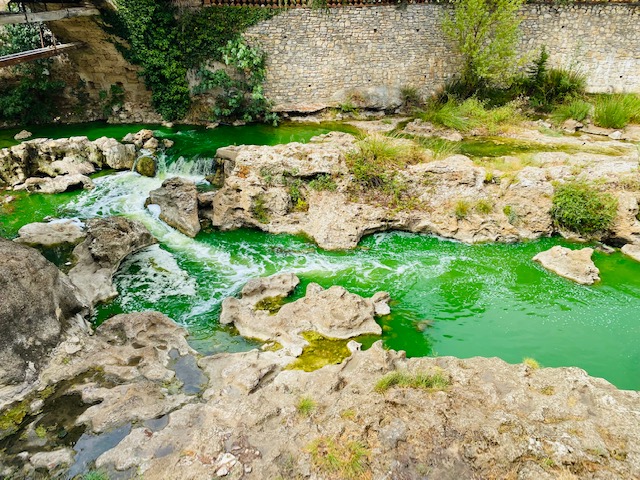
[285,332,361,372]
[0,400,29,439]
[454,199,471,220]
[374,370,450,393]
[593,94,640,129]
[551,98,592,124]
[307,436,371,480]
[251,194,271,224]
[308,174,338,192]
[419,98,522,134]
[296,396,316,417]
[523,357,541,370]
[550,181,618,236]
[254,295,285,314]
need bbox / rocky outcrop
[220,273,384,355]
[199,130,640,250]
[2,309,639,480]
[14,220,86,249]
[533,246,601,285]
[0,238,89,402]
[15,173,94,194]
[146,177,200,237]
[621,243,640,262]
[68,217,156,306]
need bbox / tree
[442,0,525,90]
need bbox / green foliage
[102,2,275,121]
[296,396,316,416]
[550,181,618,235]
[195,39,277,125]
[417,137,460,160]
[287,179,308,212]
[374,370,450,393]
[99,83,126,117]
[307,437,370,480]
[551,98,592,124]
[251,194,270,223]
[454,199,471,219]
[308,174,338,192]
[0,24,65,123]
[420,97,521,133]
[400,85,423,109]
[475,199,493,214]
[82,470,110,480]
[593,94,640,129]
[442,0,525,90]
[519,48,586,112]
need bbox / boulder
[145,177,200,237]
[14,220,86,248]
[0,238,89,390]
[621,243,640,262]
[135,155,157,178]
[17,174,94,194]
[14,130,32,141]
[68,217,156,305]
[220,273,384,354]
[92,137,136,170]
[532,246,600,285]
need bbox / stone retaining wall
[244,3,640,110]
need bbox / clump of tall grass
[551,98,592,124]
[593,94,640,129]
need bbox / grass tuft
[307,437,370,480]
[374,370,450,393]
[523,357,540,370]
[593,94,640,129]
[551,98,592,124]
[296,396,317,417]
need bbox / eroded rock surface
[621,243,640,262]
[533,246,600,285]
[146,177,200,237]
[0,238,89,402]
[14,220,86,249]
[68,217,156,305]
[220,273,384,355]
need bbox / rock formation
[146,177,201,237]
[220,273,384,355]
[68,217,156,306]
[533,246,601,285]
[621,243,640,262]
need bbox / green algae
[286,332,378,372]
[254,296,285,315]
[0,401,29,439]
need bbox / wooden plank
[0,7,99,25]
[0,43,81,68]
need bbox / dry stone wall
[244,3,640,111]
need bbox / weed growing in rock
[296,396,317,417]
[523,357,540,369]
[454,200,471,220]
[593,94,640,129]
[251,194,270,224]
[503,205,520,225]
[308,174,338,192]
[550,181,618,235]
[82,470,110,480]
[307,436,370,480]
[475,199,493,214]
[374,370,450,393]
[551,99,592,124]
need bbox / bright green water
[2,123,639,390]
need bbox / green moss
[254,296,284,315]
[251,194,270,224]
[374,370,450,393]
[0,400,29,438]
[35,424,48,438]
[523,357,541,370]
[285,332,360,372]
[262,341,283,352]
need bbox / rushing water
[1,122,639,390]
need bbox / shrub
[551,98,592,124]
[374,370,450,393]
[442,0,525,90]
[593,94,640,129]
[550,181,618,235]
[296,396,316,416]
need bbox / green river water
[1,122,639,390]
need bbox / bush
[551,98,592,124]
[550,181,618,235]
[593,94,640,129]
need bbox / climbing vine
[0,23,65,124]
[101,1,277,121]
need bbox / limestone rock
[146,177,200,237]
[93,136,136,170]
[68,217,156,305]
[14,220,86,248]
[533,246,600,285]
[220,273,384,353]
[621,243,640,262]
[17,173,94,194]
[14,130,32,141]
[0,239,89,391]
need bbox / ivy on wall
[0,23,65,124]
[101,1,277,121]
